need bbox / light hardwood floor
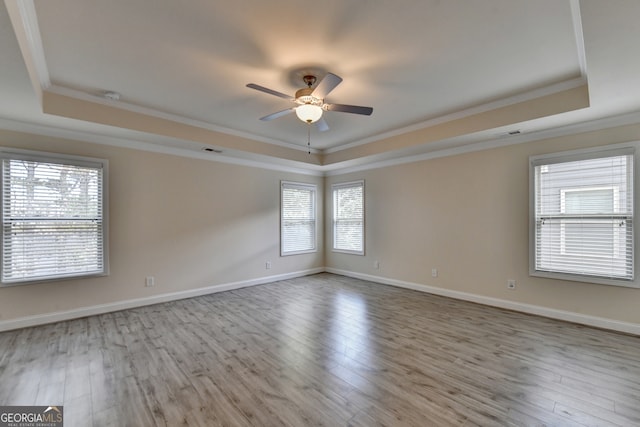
[1,273,640,426]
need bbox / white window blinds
[1,152,107,284]
[333,180,364,255]
[532,148,634,283]
[281,181,316,255]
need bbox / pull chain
[307,123,311,154]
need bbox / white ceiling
[2,0,640,172]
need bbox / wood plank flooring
[1,273,640,426]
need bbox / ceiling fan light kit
[295,103,323,123]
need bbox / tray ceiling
[2,0,640,172]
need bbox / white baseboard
[326,268,640,336]
[0,268,324,332]
[3,267,638,336]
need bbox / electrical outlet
[432,268,438,278]
[507,279,516,290]
[145,276,155,287]
[374,260,380,269]
[265,261,272,270]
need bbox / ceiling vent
[202,147,223,154]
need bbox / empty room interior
[2,0,640,426]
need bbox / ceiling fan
[246,73,373,132]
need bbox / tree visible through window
[1,151,107,284]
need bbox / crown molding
[323,76,587,155]
[46,86,320,155]
[2,107,640,178]
[0,117,324,176]
[4,0,50,102]
[324,110,640,176]
[570,0,588,79]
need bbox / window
[332,180,364,255]
[0,149,108,285]
[281,181,316,255]
[530,147,634,285]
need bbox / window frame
[280,181,317,256]
[332,180,365,256]
[529,144,637,287]
[0,147,109,286]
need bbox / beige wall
[3,120,640,328]
[325,123,640,325]
[0,130,324,322]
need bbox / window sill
[529,269,638,288]
[332,249,365,256]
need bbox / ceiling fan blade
[312,73,343,99]
[325,103,373,116]
[247,83,294,101]
[315,117,329,132]
[259,108,295,121]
